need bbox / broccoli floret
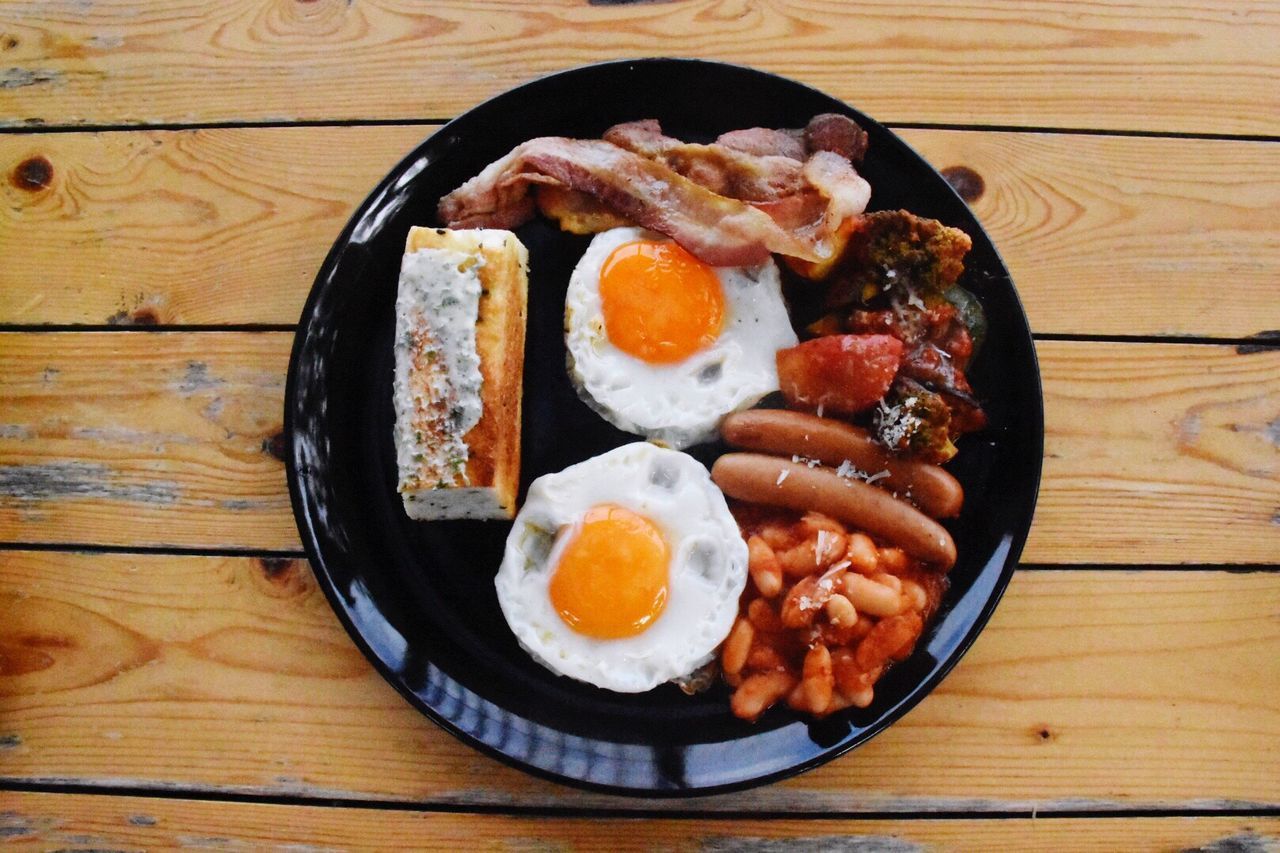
[873,378,957,464]
[824,211,972,310]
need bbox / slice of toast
[393,227,528,520]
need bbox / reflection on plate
[285,58,1043,796]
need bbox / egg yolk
[549,504,669,639]
[599,240,725,364]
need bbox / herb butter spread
[393,247,485,500]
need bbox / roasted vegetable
[776,334,903,416]
[942,285,986,360]
[873,378,957,464]
[822,211,972,309]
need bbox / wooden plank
[0,125,428,327]
[1,792,1278,852]
[0,332,298,550]
[0,553,1277,811]
[2,126,1278,337]
[0,1,1276,135]
[904,131,1280,339]
[2,334,1277,562]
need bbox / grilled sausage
[721,409,964,518]
[711,453,957,570]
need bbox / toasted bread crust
[402,227,527,518]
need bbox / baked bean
[842,573,903,617]
[872,571,902,593]
[731,671,796,721]
[900,579,928,613]
[888,612,924,662]
[724,671,742,688]
[747,597,785,633]
[844,532,879,575]
[782,565,846,628]
[757,521,798,552]
[781,574,823,628]
[722,618,753,676]
[824,593,857,627]
[802,644,834,713]
[777,541,817,577]
[876,547,910,574]
[816,530,848,568]
[746,641,788,673]
[786,677,844,716]
[831,647,875,697]
[848,685,875,708]
[818,689,855,717]
[786,680,808,712]
[823,612,875,647]
[747,535,784,598]
[799,511,845,537]
[855,613,924,671]
[777,531,847,577]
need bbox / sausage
[711,453,957,570]
[721,409,964,518]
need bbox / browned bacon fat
[437,115,873,268]
[605,120,806,202]
[439,137,826,266]
[716,114,868,164]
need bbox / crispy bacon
[605,120,805,203]
[438,137,824,266]
[717,126,806,160]
[437,116,874,267]
[716,114,868,164]
[602,119,680,158]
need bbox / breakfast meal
[393,226,528,520]
[396,111,989,721]
[565,225,797,448]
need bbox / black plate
[285,58,1043,797]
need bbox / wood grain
[0,332,298,550]
[0,126,426,326]
[906,131,1280,339]
[1,552,1277,810]
[3,126,1278,337]
[1,792,1278,853]
[0,0,1277,134]
[2,333,1277,562]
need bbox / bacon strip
[717,126,806,161]
[437,117,873,267]
[717,114,868,164]
[439,137,824,266]
[605,120,805,203]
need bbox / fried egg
[495,442,748,693]
[565,227,798,449]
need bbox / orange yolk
[598,240,725,364]
[549,504,669,639]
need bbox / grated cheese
[815,530,833,564]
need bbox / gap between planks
[1,557,1276,811]
[2,126,1277,335]
[0,779,1279,821]
[1,119,1277,143]
[0,791,1276,853]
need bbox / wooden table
[1,1,1277,849]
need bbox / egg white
[494,442,748,693]
[565,227,798,449]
